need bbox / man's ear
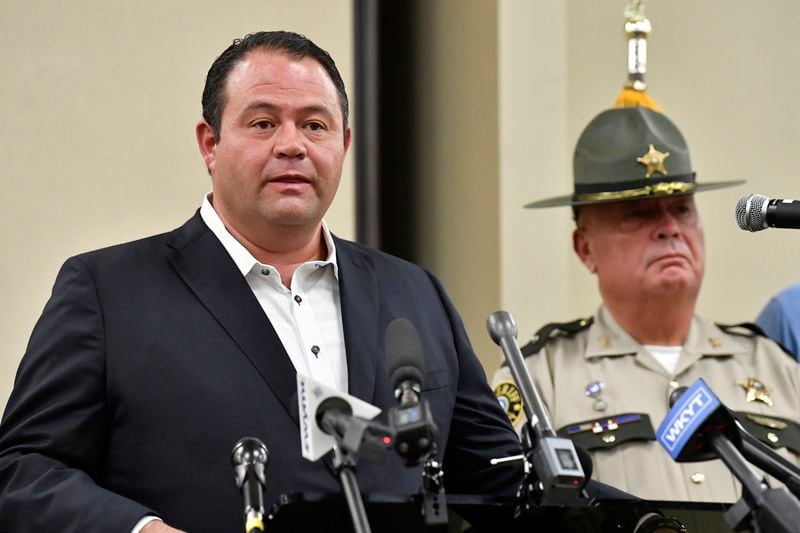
[195,120,217,174]
[343,127,352,151]
[573,226,597,274]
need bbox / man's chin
[651,272,701,295]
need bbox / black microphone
[315,396,393,463]
[657,379,800,532]
[487,310,585,501]
[385,318,438,466]
[669,385,800,497]
[736,193,800,231]
[231,437,269,533]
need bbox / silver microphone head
[735,193,768,232]
[486,311,518,344]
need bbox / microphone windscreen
[668,386,688,408]
[385,318,425,390]
[231,437,268,464]
[735,193,767,231]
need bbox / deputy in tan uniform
[492,106,800,503]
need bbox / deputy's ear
[196,120,218,174]
[573,227,597,274]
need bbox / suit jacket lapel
[335,238,381,403]
[165,212,299,423]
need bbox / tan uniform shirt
[491,306,800,502]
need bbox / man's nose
[654,209,682,240]
[273,125,307,159]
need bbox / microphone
[657,379,800,532]
[385,318,438,465]
[657,380,740,462]
[487,310,585,501]
[735,193,800,231]
[315,396,393,464]
[385,318,446,526]
[231,437,269,533]
[667,385,800,497]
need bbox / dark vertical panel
[353,0,417,260]
[353,0,381,248]
[376,2,418,261]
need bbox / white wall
[0,1,354,409]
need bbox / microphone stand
[709,432,800,532]
[419,458,448,526]
[486,311,586,507]
[331,443,372,533]
[320,409,394,533]
[738,426,800,498]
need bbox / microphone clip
[388,394,438,467]
[318,397,394,466]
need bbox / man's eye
[625,210,648,219]
[306,122,325,131]
[673,204,692,217]
[254,120,272,129]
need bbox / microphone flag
[297,373,381,461]
[656,378,720,461]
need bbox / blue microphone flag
[656,378,720,460]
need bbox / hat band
[573,173,696,202]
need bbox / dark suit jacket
[0,213,521,532]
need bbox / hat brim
[523,179,746,208]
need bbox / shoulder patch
[493,380,524,428]
[717,321,795,359]
[520,317,594,357]
[735,411,800,455]
[716,321,764,338]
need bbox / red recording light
[383,436,392,445]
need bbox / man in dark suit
[0,31,522,532]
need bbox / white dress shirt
[200,194,348,393]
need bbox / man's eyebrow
[240,101,335,118]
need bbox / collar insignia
[636,144,670,178]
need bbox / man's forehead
[231,49,329,85]
[604,194,695,212]
[579,194,697,225]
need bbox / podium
[266,492,732,532]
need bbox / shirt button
[311,345,320,356]
[690,472,705,484]
[294,295,302,304]
[261,268,269,276]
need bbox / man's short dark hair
[201,31,349,141]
